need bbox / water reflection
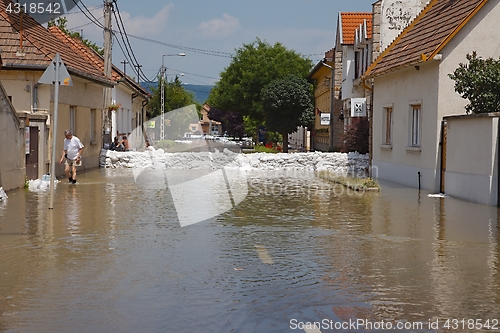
[0,169,498,332]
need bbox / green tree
[48,17,104,56]
[207,38,313,123]
[147,76,200,118]
[448,51,500,114]
[261,74,314,153]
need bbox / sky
[63,0,376,86]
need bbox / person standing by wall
[59,129,84,184]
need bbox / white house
[365,0,500,196]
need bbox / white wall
[380,0,428,51]
[445,115,499,206]
[372,62,440,191]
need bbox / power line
[113,1,149,82]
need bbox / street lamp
[161,53,185,140]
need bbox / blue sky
[66,0,375,85]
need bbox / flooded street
[1,168,499,333]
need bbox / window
[383,106,393,145]
[90,109,96,142]
[409,104,421,147]
[70,106,76,134]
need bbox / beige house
[0,2,114,184]
[365,0,500,196]
[307,49,343,151]
[49,26,150,150]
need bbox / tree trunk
[282,132,289,153]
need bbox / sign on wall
[351,98,367,117]
[320,113,330,126]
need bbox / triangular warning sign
[38,54,73,86]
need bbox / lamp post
[161,53,185,140]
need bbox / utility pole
[103,0,113,146]
[121,60,129,75]
[160,63,166,141]
[134,64,142,83]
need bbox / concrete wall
[445,114,499,206]
[0,82,25,191]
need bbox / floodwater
[0,168,499,333]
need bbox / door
[26,126,39,180]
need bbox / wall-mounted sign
[351,98,367,117]
[320,113,330,126]
[25,127,30,154]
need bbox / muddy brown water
[0,168,499,332]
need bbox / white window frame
[408,101,422,148]
[381,104,393,149]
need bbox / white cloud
[118,4,174,36]
[199,13,240,38]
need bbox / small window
[383,106,393,145]
[409,104,421,147]
[70,106,76,135]
[90,109,97,142]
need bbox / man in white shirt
[59,129,84,184]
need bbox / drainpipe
[418,172,421,190]
[439,120,445,194]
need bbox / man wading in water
[59,129,84,184]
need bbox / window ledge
[380,144,392,151]
[90,140,98,145]
[406,146,421,153]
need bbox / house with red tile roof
[336,12,372,127]
[0,0,116,183]
[364,0,500,200]
[49,26,150,150]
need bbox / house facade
[48,26,150,151]
[308,49,343,151]
[365,0,500,195]
[0,0,114,185]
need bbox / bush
[343,117,369,154]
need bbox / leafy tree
[207,107,244,139]
[48,17,104,56]
[448,51,500,114]
[207,38,313,123]
[147,76,200,118]
[261,74,314,153]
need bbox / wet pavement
[0,168,499,332]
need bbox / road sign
[39,55,72,86]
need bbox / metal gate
[25,126,39,180]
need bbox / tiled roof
[339,12,372,45]
[0,0,114,86]
[365,0,488,78]
[49,26,149,98]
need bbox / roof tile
[340,12,372,45]
[366,0,487,77]
[0,0,113,86]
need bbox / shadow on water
[0,170,499,332]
